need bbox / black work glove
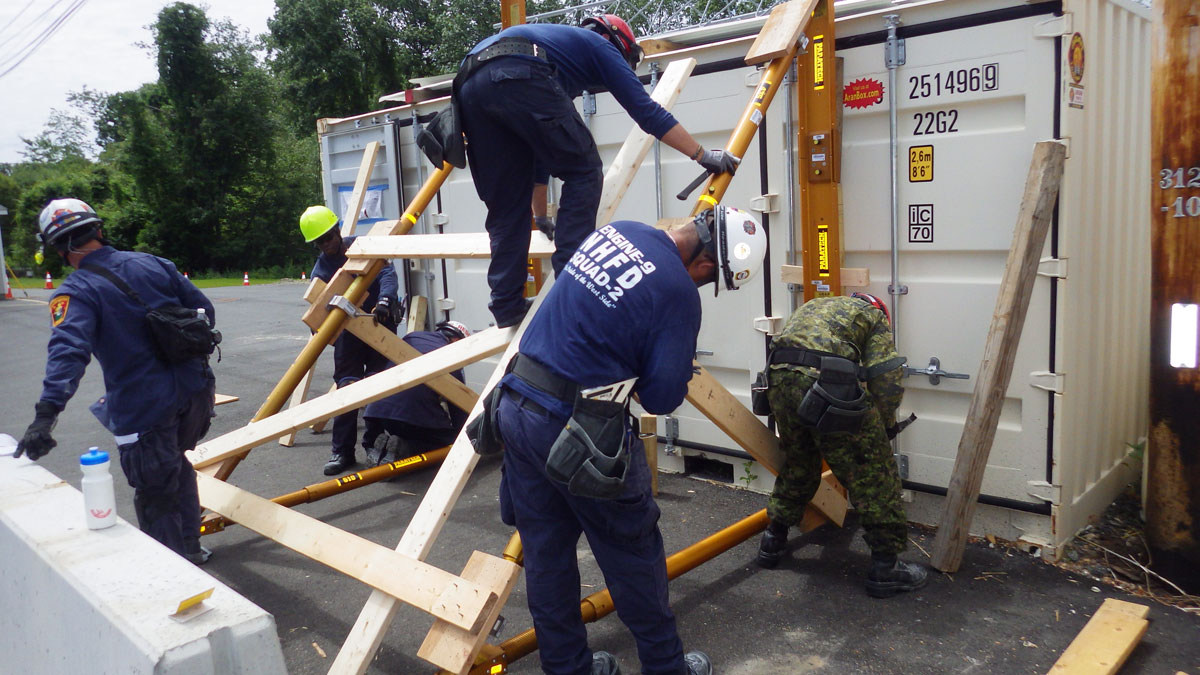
[534,215,555,241]
[15,401,60,460]
[373,296,393,325]
[697,148,740,175]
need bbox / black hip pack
[757,348,905,435]
[81,264,221,364]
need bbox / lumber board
[341,141,381,237]
[1047,598,1149,674]
[214,394,238,406]
[641,414,658,496]
[596,58,695,225]
[303,276,328,304]
[302,268,357,332]
[407,295,428,332]
[343,220,401,274]
[745,0,819,66]
[417,551,522,674]
[930,141,1066,573]
[309,382,338,434]
[195,473,499,633]
[329,280,553,675]
[188,326,513,469]
[343,316,478,413]
[780,264,870,288]
[638,38,685,57]
[346,231,554,260]
[278,366,316,447]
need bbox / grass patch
[189,277,283,289]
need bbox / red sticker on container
[843,78,885,109]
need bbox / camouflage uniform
[766,296,909,556]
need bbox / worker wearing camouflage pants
[757,294,929,598]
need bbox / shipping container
[315,0,1151,558]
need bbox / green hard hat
[300,205,339,242]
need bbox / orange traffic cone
[183,271,189,280]
[4,283,12,299]
[301,271,306,281]
[242,272,250,286]
[44,272,54,290]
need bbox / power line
[0,0,88,81]
[0,0,39,44]
[0,0,72,52]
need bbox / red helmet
[581,14,642,69]
[852,292,891,325]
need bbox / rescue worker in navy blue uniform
[489,206,767,675]
[15,198,216,564]
[456,14,740,328]
[361,321,472,466]
[299,205,400,475]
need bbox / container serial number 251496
[1160,167,1200,219]
[908,64,999,99]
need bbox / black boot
[756,519,790,569]
[366,433,389,466]
[323,452,356,476]
[865,554,929,598]
[591,650,622,675]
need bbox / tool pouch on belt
[545,392,630,500]
[466,386,505,456]
[797,356,870,434]
[751,370,772,416]
[416,106,466,169]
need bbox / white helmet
[38,198,102,247]
[694,205,767,295]
[436,320,471,340]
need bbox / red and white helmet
[38,198,102,247]
[852,292,891,325]
[436,320,471,341]
[581,14,642,69]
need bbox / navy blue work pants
[117,377,215,556]
[457,58,604,325]
[496,392,686,675]
[332,329,393,458]
[362,418,460,455]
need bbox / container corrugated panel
[1052,0,1150,549]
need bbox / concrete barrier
[0,456,286,675]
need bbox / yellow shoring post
[689,42,804,217]
[213,163,456,481]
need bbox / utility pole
[1147,1,1200,591]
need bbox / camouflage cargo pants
[766,369,909,556]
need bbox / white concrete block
[0,457,286,675]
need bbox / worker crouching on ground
[469,206,767,675]
[15,198,218,565]
[299,205,399,475]
[361,320,471,465]
[455,14,739,328]
[755,293,928,598]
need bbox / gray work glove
[697,148,740,175]
[534,216,555,241]
[15,401,60,460]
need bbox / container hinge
[429,213,450,228]
[581,91,597,116]
[750,193,780,214]
[753,316,784,336]
[1029,371,1064,394]
[895,453,909,479]
[664,415,679,456]
[1036,256,1068,279]
[1033,13,1072,39]
[1026,480,1061,504]
[884,16,905,68]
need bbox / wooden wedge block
[1047,598,1150,675]
[346,231,554,260]
[341,141,381,237]
[195,473,498,633]
[745,0,819,66]
[407,295,429,333]
[343,316,478,413]
[417,551,522,674]
[214,394,239,406]
[302,267,357,332]
[780,264,870,288]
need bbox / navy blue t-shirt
[505,221,700,417]
[468,24,678,139]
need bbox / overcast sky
[0,0,277,165]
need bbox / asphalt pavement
[1,281,1197,674]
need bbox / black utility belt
[460,38,547,81]
[768,347,906,382]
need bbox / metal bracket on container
[695,349,714,358]
[905,356,970,385]
[663,416,679,456]
[1036,257,1068,279]
[753,316,783,336]
[1033,13,1072,38]
[582,91,597,116]
[884,16,905,68]
[328,295,367,318]
[1029,370,1064,394]
[436,297,456,311]
[750,193,780,214]
[1025,480,1061,504]
[429,212,449,232]
[888,284,909,296]
[894,453,909,479]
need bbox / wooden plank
[641,414,658,496]
[638,38,685,57]
[779,265,870,288]
[195,473,499,633]
[343,220,401,274]
[1047,598,1150,675]
[745,0,819,66]
[417,551,522,674]
[407,295,428,333]
[278,366,315,447]
[214,394,239,406]
[346,232,554,261]
[929,141,1066,573]
[302,268,356,332]
[310,383,338,434]
[343,316,478,413]
[303,276,328,304]
[329,280,552,675]
[188,326,514,470]
[596,58,695,226]
[341,141,381,237]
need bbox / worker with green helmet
[301,205,401,475]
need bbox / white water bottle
[80,448,116,530]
